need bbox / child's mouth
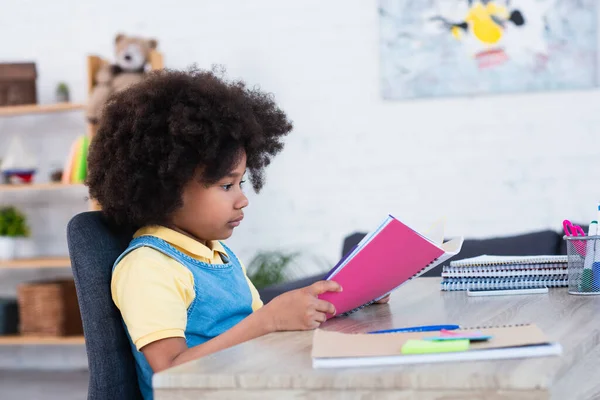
[228,215,244,227]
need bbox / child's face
[170,152,249,242]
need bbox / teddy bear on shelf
[86,33,158,124]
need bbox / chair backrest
[66,211,141,400]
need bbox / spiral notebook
[312,323,562,368]
[441,277,568,291]
[449,255,569,268]
[441,255,569,291]
[318,215,463,318]
[442,268,567,278]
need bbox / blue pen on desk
[367,324,460,334]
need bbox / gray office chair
[66,211,141,400]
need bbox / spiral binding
[460,323,531,330]
[442,263,568,275]
[442,268,568,279]
[340,256,440,317]
[450,255,568,268]
[440,276,568,291]
[339,299,377,317]
[407,256,440,280]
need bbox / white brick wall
[1,0,600,286]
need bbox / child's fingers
[314,299,336,316]
[375,294,391,304]
[308,280,343,296]
[313,311,327,324]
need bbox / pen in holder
[565,235,600,295]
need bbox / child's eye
[221,180,245,191]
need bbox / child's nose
[236,193,249,209]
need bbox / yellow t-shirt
[111,226,263,350]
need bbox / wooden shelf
[0,335,84,345]
[0,183,86,192]
[0,257,71,269]
[0,103,85,117]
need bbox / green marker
[581,221,597,292]
[401,339,469,355]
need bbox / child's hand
[263,281,342,332]
[374,294,391,304]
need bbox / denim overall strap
[112,235,253,400]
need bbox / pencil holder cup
[565,235,600,295]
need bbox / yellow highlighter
[401,339,470,354]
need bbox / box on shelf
[0,63,37,106]
[0,298,18,335]
[17,279,82,336]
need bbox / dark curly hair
[86,67,293,229]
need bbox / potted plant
[246,251,299,290]
[0,206,30,260]
[56,82,70,103]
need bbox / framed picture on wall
[380,0,597,100]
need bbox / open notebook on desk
[319,215,463,318]
[312,324,562,368]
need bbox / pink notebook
[319,215,463,318]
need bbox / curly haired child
[86,67,388,400]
